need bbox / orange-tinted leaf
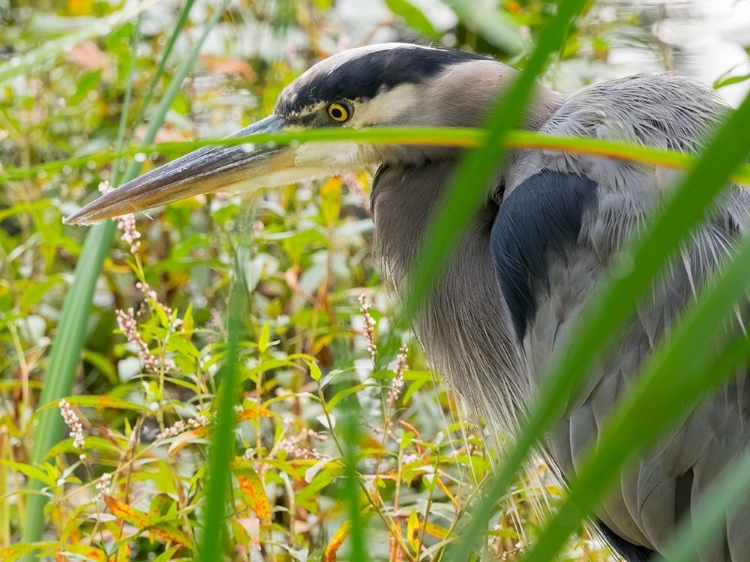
[323,520,351,562]
[0,543,54,562]
[436,476,460,510]
[420,521,448,540]
[56,544,107,561]
[199,54,255,80]
[167,426,210,455]
[104,496,190,546]
[235,468,271,520]
[236,406,275,422]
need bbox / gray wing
[496,73,750,561]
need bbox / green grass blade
[342,397,367,561]
[447,55,750,562]
[130,0,198,135]
[0,0,163,84]
[21,2,219,553]
[522,231,750,562]
[199,283,244,560]
[110,15,142,187]
[5,129,750,187]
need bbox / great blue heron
[64,43,750,561]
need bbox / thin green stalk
[199,282,244,560]
[342,397,367,561]
[4,129,750,187]
[21,2,220,553]
[131,0,198,130]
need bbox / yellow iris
[326,103,349,122]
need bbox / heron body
[66,43,750,561]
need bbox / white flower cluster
[156,415,210,440]
[99,181,141,254]
[278,428,328,460]
[116,308,176,372]
[358,293,377,362]
[387,345,408,408]
[136,281,173,318]
[59,399,86,461]
[95,472,112,500]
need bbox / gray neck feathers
[369,64,562,434]
[371,162,525,433]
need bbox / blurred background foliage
[0,0,749,560]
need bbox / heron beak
[63,115,324,225]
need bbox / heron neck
[371,160,528,432]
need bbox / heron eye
[326,102,350,123]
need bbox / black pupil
[331,107,343,119]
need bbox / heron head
[64,43,512,225]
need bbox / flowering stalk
[358,293,377,362]
[59,399,86,461]
[387,345,408,409]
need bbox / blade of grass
[130,0,197,133]
[6,129,750,187]
[0,0,163,84]
[199,280,244,560]
[21,2,219,553]
[341,395,367,561]
[110,14,142,188]
[522,230,750,562]
[446,60,750,562]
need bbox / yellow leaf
[323,520,351,562]
[356,171,370,194]
[407,510,420,552]
[420,521,448,540]
[183,303,194,339]
[67,0,93,16]
[258,321,271,353]
[321,176,342,226]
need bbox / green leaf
[37,395,149,413]
[442,0,522,54]
[305,358,322,382]
[0,461,57,488]
[384,0,440,38]
[258,321,271,354]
